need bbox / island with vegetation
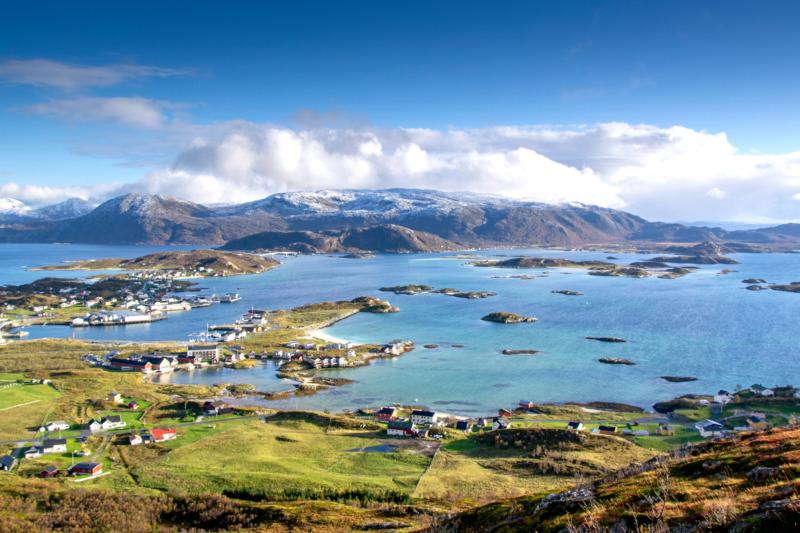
[34,249,280,278]
[470,255,710,279]
[379,284,496,299]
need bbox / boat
[219,293,241,303]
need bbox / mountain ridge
[1,189,798,251]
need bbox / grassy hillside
[435,426,800,532]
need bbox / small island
[586,336,627,343]
[660,376,698,383]
[501,349,541,355]
[598,357,636,365]
[551,290,583,296]
[379,285,496,299]
[481,312,537,324]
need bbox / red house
[150,428,177,442]
[68,462,102,476]
[39,465,60,478]
[375,407,398,422]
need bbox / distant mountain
[1,188,799,251]
[32,197,93,220]
[221,224,459,253]
[0,197,32,217]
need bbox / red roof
[150,428,176,441]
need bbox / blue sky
[1,1,800,222]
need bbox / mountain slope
[221,224,459,253]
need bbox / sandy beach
[306,328,352,345]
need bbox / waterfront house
[375,407,398,422]
[518,400,535,410]
[40,420,70,432]
[455,420,472,432]
[141,355,177,372]
[387,420,418,437]
[761,388,775,397]
[151,428,177,442]
[68,462,102,476]
[41,438,67,454]
[498,408,513,419]
[714,390,733,404]
[597,425,618,435]
[695,419,725,438]
[492,417,511,430]
[411,410,438,426]
[567,421,584,431]
[186,344,222,363]
[381,342,405,356]
[107,392,123,404]
[108,357,153,373]
[0,455,16,471]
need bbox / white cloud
[27,96,170,129]
[126,122,800,222]
[10,121,800,223]
[706,187,727,200]
[0,182,118,207]
[0,59,188,91]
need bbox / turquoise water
[2,243,799,414]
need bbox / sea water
[2,243,799,415]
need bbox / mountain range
[1,189,798,252]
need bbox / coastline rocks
[481,312,537,324]
[351,296,399,313]
[746,284,767,291]
[743,278,767,284]
[771,282,800,293]
[423,344,439,349]
[502,349,541,355]
[451,343,465,348]
[551,290,583,296]
[629,261,670,268]
[658,267,694,279]
[660,376,698,383]
[598,357,636,366]
[718,269,738,275]
[586,336,627,343]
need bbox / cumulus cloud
[27,96,171,129]
[125,122,800,223]
[0,59,188,91]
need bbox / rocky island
[586,336,627,343]
[35,249,279,278]
[551,289,583,296]
[379,285,496,299]
[660,376,698,382]
[501,349,541,355]
[481,312,537,324]
[598,357,636,365]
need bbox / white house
[714,390,733,405]
[187,344,222,362]
[761,388,775,397]
[40,421,70,432]
[411,410,438,426]
[40,439,67,454]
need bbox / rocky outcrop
[551,290,583,296]
[481,312,537,324]
[598,357,636,365]
[586,336,627,343]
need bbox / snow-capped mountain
[224,188,534,217]
[32,198,93,220]
[0,197,32,217]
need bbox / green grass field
[122,418,431,499]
